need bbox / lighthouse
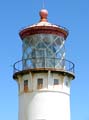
[13,8,75,120]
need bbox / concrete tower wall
[17,72,71,120]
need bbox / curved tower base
[13,69,74,120]
[19,91,70,120]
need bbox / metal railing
[13,57,75,74]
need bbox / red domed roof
[19,9,68,40]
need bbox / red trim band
[19,26,68,40]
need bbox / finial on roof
[39,9,48,22]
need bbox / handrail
[13,58,75,74]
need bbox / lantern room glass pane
[22,34,65,69]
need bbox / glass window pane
[54,79,59,85]
[37,79,43,89]
[24,80,28,92]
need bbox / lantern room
[13,9,74,79]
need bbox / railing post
[54,58,55,68]
[13,64,15,74]
[44,57,46,68]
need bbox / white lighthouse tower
[13,8,75,120]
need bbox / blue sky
[0,0,89,120]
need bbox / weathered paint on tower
[13,8,75,120]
